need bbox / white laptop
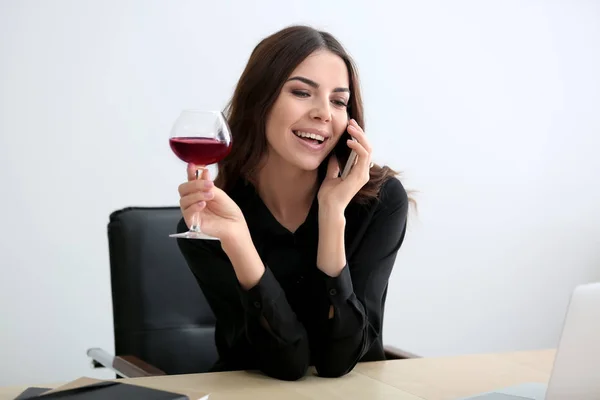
[459,281,600,400]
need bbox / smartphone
[334,129,358,180]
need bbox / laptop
[459,281,600,400]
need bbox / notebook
[13,377,209,400]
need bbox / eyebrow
[286,76,350,93]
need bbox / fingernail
[197,201,206,207]
[204,180,213,188]
[205,191,214,199]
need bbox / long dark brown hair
[216,25,406,205]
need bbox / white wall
[1,0,599,387]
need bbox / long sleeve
[176,219,310,381]
[312,178,409,377]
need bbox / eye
[331,99,348,108]
[292,90,310,98]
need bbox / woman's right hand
[178,163,247,244]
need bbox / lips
[294,130,325,143]
[292,130,328,151]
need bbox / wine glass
[168,110,232,240]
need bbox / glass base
[169,230,220,240]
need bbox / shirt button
[253,301,261,308]
[329,289,337,296]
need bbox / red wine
[169,137,231,165]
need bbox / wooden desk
[0,349,555,400]
[355,349,555,400]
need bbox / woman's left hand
[317,119,372,213]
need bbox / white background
[1,0,599,386]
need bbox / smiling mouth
[293,130,327,145]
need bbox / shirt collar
[228,176,320,238]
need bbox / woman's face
[264,50,350,172]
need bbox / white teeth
[294,131,325,142]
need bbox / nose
[309,98,331,122]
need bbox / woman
[175,25,410,381]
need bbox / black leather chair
[88,207,418,378]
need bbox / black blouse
[176,176,409,380]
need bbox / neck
[255,154,319,230]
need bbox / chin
[292,157,324,172]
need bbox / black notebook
[13,378,208,400]
[13,387,52,399]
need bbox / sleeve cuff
[320,264,355,306]
[240,265,284,316]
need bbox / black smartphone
[334,129,358,180]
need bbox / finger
[347,121,372,154]
[347,123,371,153]
[180,189,215,210]
[346,139,371,183]
[178,178,214,197]
[183,200,206,218]
[183,202,206,227]
[187,164,212,181]
[347,138,369,161]
[187,163,197,181]
[326,154,340,178]
[201,167,211,181]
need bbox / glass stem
[190,167,204,233]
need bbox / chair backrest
[107,207,218,375]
